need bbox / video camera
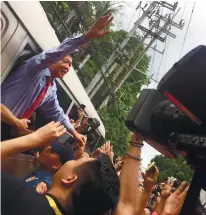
[87,117,101,130]
[125,45,206,215]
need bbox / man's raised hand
[35,121,66,145]
[85,12,114,39]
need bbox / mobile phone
[146,162,156,176]
[57,131,73,145]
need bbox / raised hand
[142,165,159,192]
[35,121,66,145]
[161,177,174,199]
[85,12,114,39]
[73,132,87,147]
[102,141,114,163]
[162,182,190,215]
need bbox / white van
[1,1,105,151]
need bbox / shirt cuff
[64,120,74,131]
[73,34,90,47]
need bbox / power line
[179,1,196,59]
[163,36,170,72]
[154,5,177,84]
[126,4,139,31]
[155,41,166,79]
[154,8,167,83]
[181,1,187,20]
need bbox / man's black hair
[71,153,120,215]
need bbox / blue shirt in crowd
[23,168,52,195]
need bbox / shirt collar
[44,68,52,77]
[44,68,55,85]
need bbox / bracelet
[129,141,144,147]
[126,152,142,161]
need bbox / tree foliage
[98,106,130,156]
[150,155,194,182]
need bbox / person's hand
[72,130,87,146]
[70,119,75,124]
[114,160,124,172]
[77,109,84,119]
[15,118,30,130]
[91,147,102,158]
[162,182,190,215]
[100,141,114,162]
[142,165,159,193]
[85,12,114,39]
[161,177,174,199]
[81,117,89,128]
[34,121,66,145]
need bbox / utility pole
[86,1,157,98]
[112,16,163,83]
[113,12,183,93]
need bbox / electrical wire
[163,36,170,73]
[181,1,187,21]
[126,3,139,31]
[150,7,166,85]
[179,1,196,59]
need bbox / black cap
[51,141,75,164]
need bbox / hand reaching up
[34,121,66,145]
[142,165,159,192]
[161,177,174,199]
[85,13,114,39]
[92,141,114,163]
[162,182,190,215]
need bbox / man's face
[37,146,61,169]
[49,55,72,79]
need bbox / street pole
[113,16,172,93]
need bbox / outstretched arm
[1,121,66,161]
[27,13,114,73]
[113,134,143,215]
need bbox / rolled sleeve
[27,34,89,73]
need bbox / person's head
[50,153,120,215]
[37,142,74,171]
[49,55,72,79]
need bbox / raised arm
[27,13,114,73]
[1,122,66,161]
[113,134,143,215]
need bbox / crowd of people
[1,13,190,215]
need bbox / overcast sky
[114,1,206,167]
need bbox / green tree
[98,104,130,156]
[150,155,194,182]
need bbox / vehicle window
[56,81,72,113]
